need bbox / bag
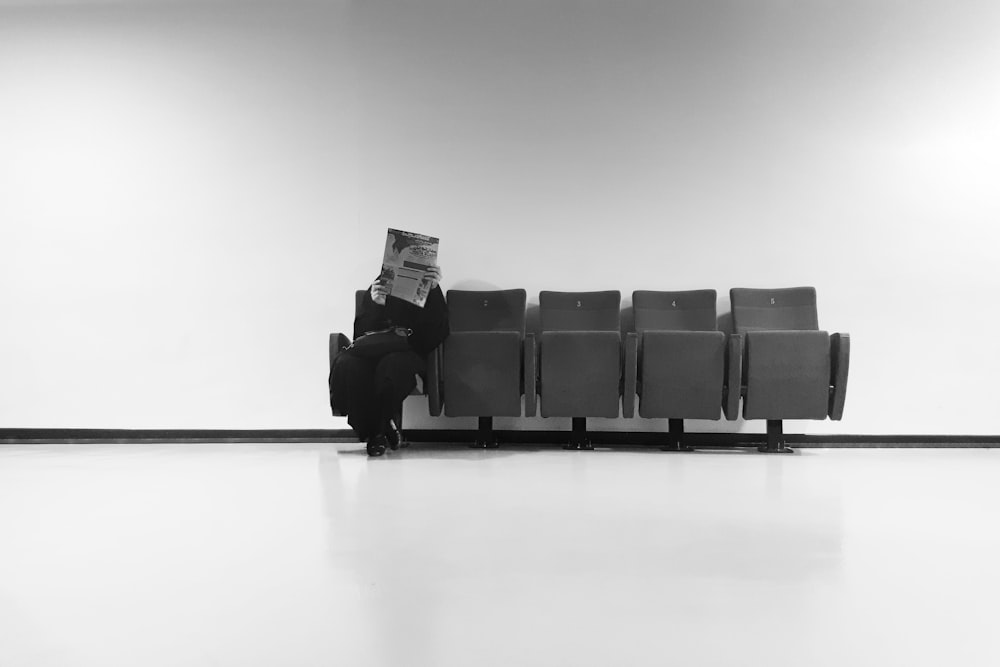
[343,326,413,359]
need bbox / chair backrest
[730,287,819,332]
[633,289,717,333]
[446,289,526,335]
[539,291,620,332]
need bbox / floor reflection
[2,445,998,666]
[316,444,847,666]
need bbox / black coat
[354,286,449,356]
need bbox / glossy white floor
[1,443,998,667]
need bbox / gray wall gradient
[1,0,998,433]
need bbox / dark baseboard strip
[0,429,353,444]
[1,428,998,447]
[403,430,1000,447]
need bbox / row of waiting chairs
[330,287,850,453]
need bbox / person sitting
[329,266,449,456]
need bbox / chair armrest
[427,346,443,417]
[623,332,638,418]
[524,333,537,417]
[328,332,352,417]
[329,332,351,370]
[724,333,743,420]
[829,332,850,420]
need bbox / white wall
[2,0,999,435]
[0,0,356,428]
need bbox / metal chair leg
[472,417,499,449]
[564,417,594,450]
[661,418,691,451]
[759,419,794,454]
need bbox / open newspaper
[379,228,439,308]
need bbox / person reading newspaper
[380,229,440,308]
[330,264,449,456]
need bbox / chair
[730,286,850,452]
[624,290,741,450]
[328,290,443,435]
[442,289,536,447]
[537,290,622,449]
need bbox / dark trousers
[329,350,426,440]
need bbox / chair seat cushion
[540,330,621,418]
[743,330,831,420]
[443,331,522,417]
[639,330,725,419]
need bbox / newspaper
[379,228,439,308]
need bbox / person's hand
[370,279,389,306]
[424,265,442,291]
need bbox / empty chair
[328,290,443,434]
[537,290,622,449]
[624,290,741,450]
[442,289,536,447]
[730,286,850,452]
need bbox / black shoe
[386,419,403,450]
[366,434,387,457]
